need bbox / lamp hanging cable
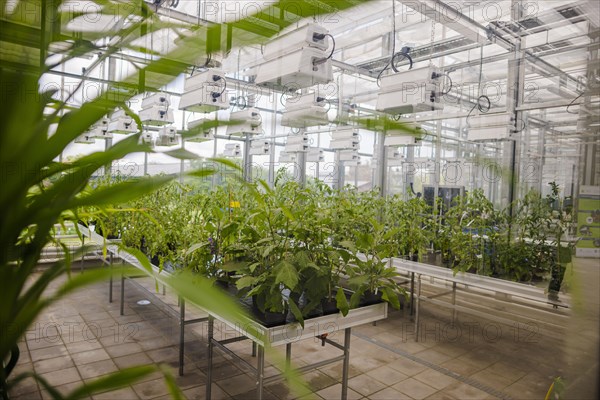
[313,34,336,66]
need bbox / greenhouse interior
[1,0,599,399]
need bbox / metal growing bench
[390,258,570,342]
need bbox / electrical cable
[566,92,585,114]
[313,34,336,66]
[441,72,453,96]
[466,95,491,124]
[390,49,413,73]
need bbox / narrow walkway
[9,258,597,399]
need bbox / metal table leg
[285,343,292,372]
[179,297,185,376]
[256,345,265,399]
[410,272,415,317]
[109,253,113,303]
[80,235,85,273]
[252,342,256,357]
[341,328,351,400]
[120,267,125,316]
[206,316,214,400]
[414,274,421,342]
[451,282,457,325]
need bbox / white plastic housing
[284,92,327,112]
[262,24,329,61]
[307,147,324,162]
[255,47,333,89]
[139,132,154,145]
[186,118,215,142]
[139,106,174,126]
[108,110,137,134]
[331,127,359,140]
[377,65,444,114]
[330,138,359,150]
[179,86,229,112]
[184,70,226,91]
[281,106,329,128]
[285,133,309,152]
[226,108,262,136]
[156,126,179,147]
[141,93,170,109]
[74,134,95,144]
[87,118,111,139]
[249,140,270,156]
[338,149,359,162]
[278,151,297,163]
[468,113,513,141]
[223,143,241,157]
[385,135,417,146]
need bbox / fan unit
[108,110,137,134]
[186,118,215,142]
[87,118,111,139]
[376,65,445,114]
[179,69,229,112]
[467,113,514,141]
[226,108,262,136]
[156,126,179,146]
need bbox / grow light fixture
[338,149,360,163]
[372,147,404,167]
[185,118,215,142]
[376,65,445,114]
[139,93,174,126]
[139,131,154,146]
[226,108,262,136]
[223,143,241,157]
[278,151,297,163]
[285,133,309,153]
[108,109,137,134]
[330,127,359,150]
[281,92,329,128]
[179,69,229,113]
[467,112,515,141]
[307,147,324,162]
[74,133,95,144]
[255,24,333,89]
[156,126,179,147]
[86,117,112,139]
[249,140,271,156]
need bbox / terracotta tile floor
[8,258,598,399]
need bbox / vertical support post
[414,274,421,342]
[109,253,113,303]
[206,316,214,400]
[179,297,185,376]
[252,342,257,357]
[341,328,351,400]
[256,345,265,400]
[451,282,457,325]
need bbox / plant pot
[321,298,339,315]
[359,290,383,307]
[548,263,567,299]
[251,295,288,327]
